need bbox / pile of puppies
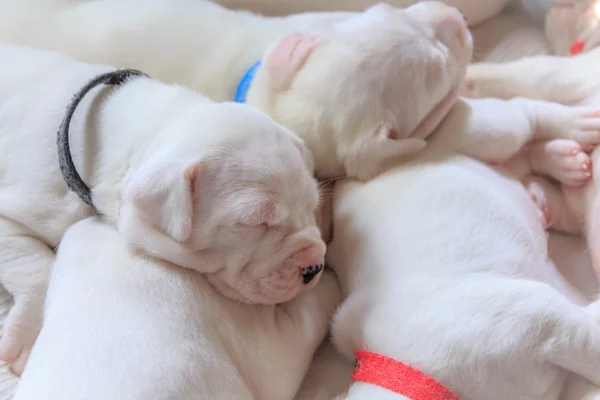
[0,0,600,399]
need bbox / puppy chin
[206,273,305,305]
[205,274,244,302]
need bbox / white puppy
[0,0,478,180]
[325,106,600,400]
[13,216,341,400]
[0,44,325,374]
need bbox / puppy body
[0,44,325,374]
[327,121,600,399]
[14,217,341,400]
[0,0,352,103]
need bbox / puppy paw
[8,344,31,376]
[0,303,41,376]
[556,106,600,146]
[0,334,33,377]
[529,139,592,187]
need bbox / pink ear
[126,159,202,242]
[265,33,320,90]
[347,126,427,180]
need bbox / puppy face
[248,1,473,180]
[120,103,326,305]
[545,0,600,55]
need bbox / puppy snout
[291,237,326,284]
[301,264,324,284]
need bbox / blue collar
[234,60,262,103]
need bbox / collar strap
[234,60,262,103]
[352,350,460,400]
[57,68,149,209]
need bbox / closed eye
[234,222,269,233]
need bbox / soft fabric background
[0,0,596,397]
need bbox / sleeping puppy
[13,217,341,400]
[324,99,600,400]
[0,1,496,180]
[0,44,325,375]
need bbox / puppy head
[545,0,600,55]
[119,103,326,305]
[247,1,472,180]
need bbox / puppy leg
[278,268,341,346]
[522,139,592,188]
[454,98,600,164]
[274,269,341,387]
[0,216,52,376]
[538,292,600,387]
[523,176,581,235]
[462,55,586,105]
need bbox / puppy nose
[301,264,324,284]
[293,238,326,285]
[293,228,326,259]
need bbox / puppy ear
[347,126,427,180]
[126,158,202,242]
[289,133,315,173]
[264,33,320,90]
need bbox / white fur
[326,104,600,399]
[0,44,325,374]
[14,217,341,399]
[0,0,474,180]
[213,0,511,26]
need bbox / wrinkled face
[546,0,600,55]
[247,1,473,180]
[121,104,326,305]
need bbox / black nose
[302,264,324,284]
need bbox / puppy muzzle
[301,264,324,284]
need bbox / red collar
[352,350,460,400]
[570,40,585,56]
